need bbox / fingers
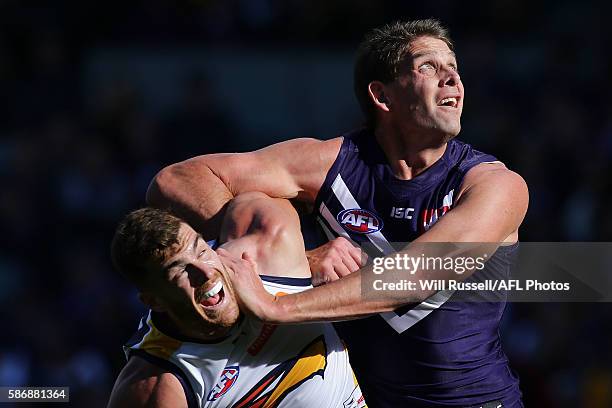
[217,248,240,269]
[348,244,365,267]
[333,261,352,277]
[334,237,363,266]
[308,237,368,285]
[341,252,360,273]
[334,237,363,272]
[217,248,256,278]
[312,262,347,286]
[216,248,234,276]
[216,247,231,258]
[312,271,340,286]
[241,251,258,271]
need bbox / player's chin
[448,123,461,138]
[206,305,240,328]
[436,118,461,137]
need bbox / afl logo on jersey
[337,208,383,234]
[207,366,239,401]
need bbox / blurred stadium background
[1,0,611,406]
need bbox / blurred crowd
[1,1,611,406]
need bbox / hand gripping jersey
[314,129,523,407]
[125,275,367,408]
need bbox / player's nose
[187,262,218,287]
[439,68,460,87]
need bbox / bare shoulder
[420,162,528,243]
[460,162,528,202]
[107,356,187,408]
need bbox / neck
[154,311,237,342]
[374,124,448,180]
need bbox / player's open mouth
[437,96,460,108]
[197,281,225,308]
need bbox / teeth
[439,97,457,106]
[203,281,223,299]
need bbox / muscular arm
[146,138,342,237]
[107,356,187,408]
[222,164,529,323]
[218,192,310,278]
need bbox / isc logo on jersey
[207,366,239,401]
[337,208,383,234]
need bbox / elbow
[146,162,184,208]
[258,221,293,255]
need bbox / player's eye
[173,268,188,283]
[418,62,437,76]
[167,267,186,282]
[175,267,188,279]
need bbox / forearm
[248,167,527,324]
[269,271,398,323]
[147,157,233,236]
[264,242,498,324]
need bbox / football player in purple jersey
[148,19,528,407]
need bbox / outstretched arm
[146,138,342,238]
[221,165,529,323]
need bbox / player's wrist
[262,295,292,324]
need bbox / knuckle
[338,237,350,246]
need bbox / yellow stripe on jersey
[232,335,328,408]
[264,336,327,407]
[138,315,182,360]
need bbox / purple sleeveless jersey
[313,128,523,407]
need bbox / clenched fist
[306,237,365,286]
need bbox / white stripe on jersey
[330,174,396,255]
[327,173,455,334]
[260,279,312,295]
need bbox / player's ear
[138,292,166,312]
[368,81,391,112]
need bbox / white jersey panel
[125,278,366,408]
